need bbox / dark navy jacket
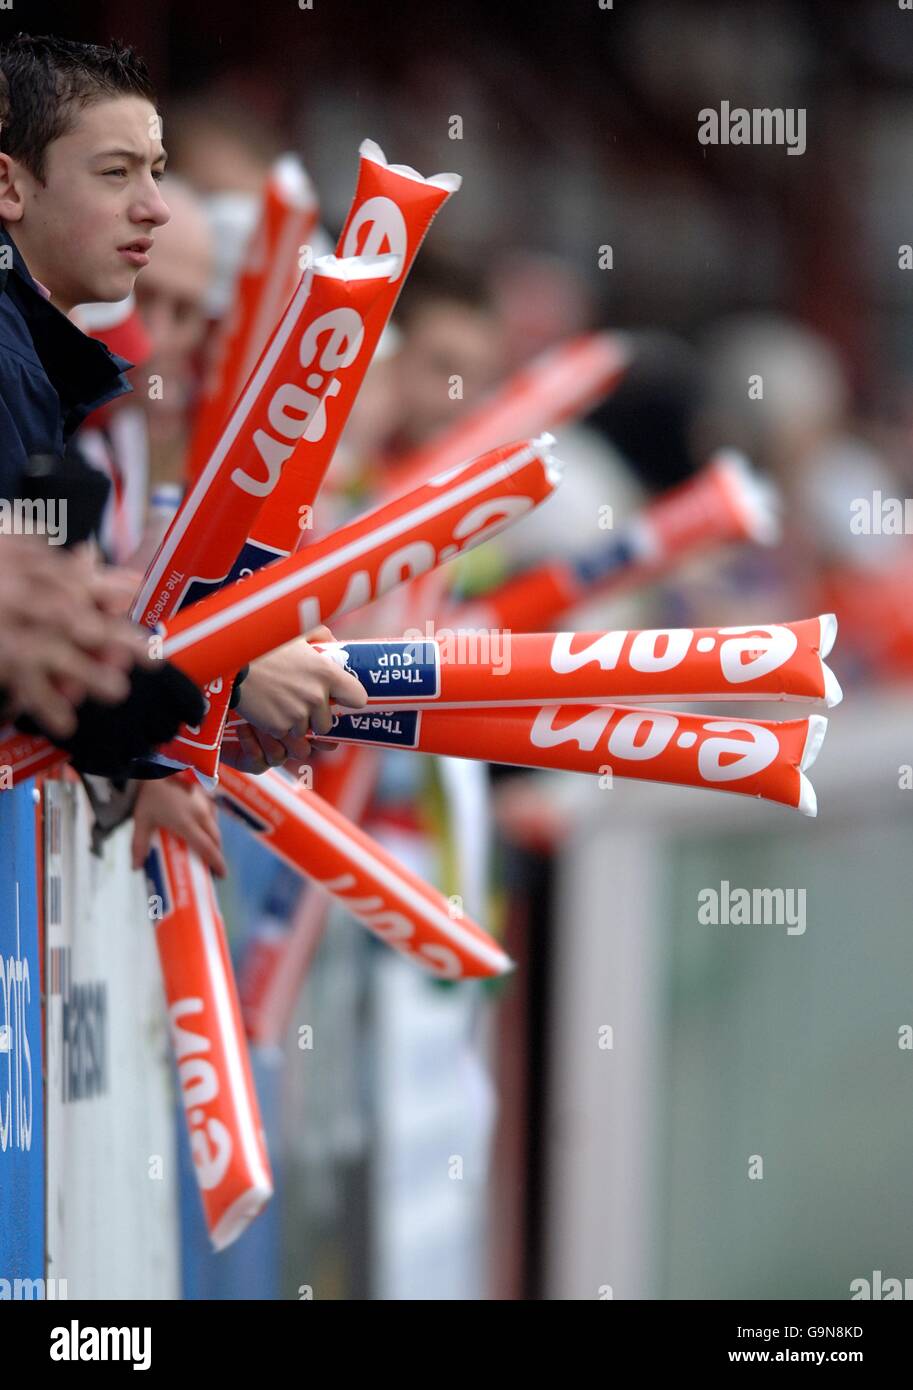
[0,223,134,515]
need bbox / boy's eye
[102,167,164,183]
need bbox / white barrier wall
[542,690,913,1300]
[43,774,180,1299]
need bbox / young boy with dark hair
[0,33,365,868]
[0,34,206,777]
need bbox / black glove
[23,448,112,548]
[15,660,206,778]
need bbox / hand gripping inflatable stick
[0,437,562,785]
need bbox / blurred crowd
[86,48,913,685]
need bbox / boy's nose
[133,186,171,229]
[147,190,172,228]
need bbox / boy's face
[1,95,171,312]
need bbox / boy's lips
[117,237,153,268]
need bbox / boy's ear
[0,152,24,222]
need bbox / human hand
[235,625,366,746]
[217,721,315,775]
[131,773,227,878]
[0,535,155,738]
[71,542,143,618]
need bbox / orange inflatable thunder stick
[144,831,273,1249]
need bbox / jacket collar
[0,224,135,435]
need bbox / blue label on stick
[336,641,440,700]
[182,539,290,610]
[329,709,421,748]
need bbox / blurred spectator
[165,91,280,320]
[132,173,214,488]
[489,250,592,371]
[384,255,506,456]
[696,313,913,672]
